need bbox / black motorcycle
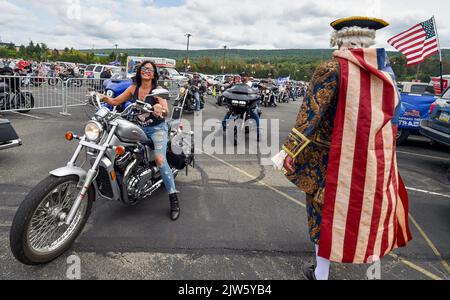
[223,84,261,146]
[0,119,22,151]
[0,73,35,113]
[175,83,205,113]
[215,83,232,106]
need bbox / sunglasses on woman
[141,67,155,74]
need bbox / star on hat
[331,16,389,31]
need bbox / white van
[84,64,123,79]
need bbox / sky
[0,0,449,51]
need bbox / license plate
[439,113,449,123]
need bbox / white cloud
[0,0,448,50]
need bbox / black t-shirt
[133,86,165,127]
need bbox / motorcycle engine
[127,166,159,199]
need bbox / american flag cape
[318,48,412,264]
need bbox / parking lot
[0,95,449,280]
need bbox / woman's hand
[152,103,164,118]
[283,155,295,174]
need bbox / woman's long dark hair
[133,60,159,88]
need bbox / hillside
[81,48,450,64]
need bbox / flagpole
[432,16,444,93]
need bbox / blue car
[396,82,437,144]
[420,88,450,147]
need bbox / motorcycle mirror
[149,88,170,100]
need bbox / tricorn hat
[331,16,389,31]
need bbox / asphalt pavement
[0,95,449,280]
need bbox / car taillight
[429,102,438,114]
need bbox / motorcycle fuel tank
[115,119,148,143]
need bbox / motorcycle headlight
[221,87,225,91]
[239,101,246,106]
[85,121,103,142]
[179,87,186,95]
[231,100,239,105]
[265,90,270,94]
[106,90,115,98]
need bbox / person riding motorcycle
[222,72,261,141]
[100,61,181,221]
[188,73,204,114]
[258,78,277,107]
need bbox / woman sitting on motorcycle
[100,61,181,221]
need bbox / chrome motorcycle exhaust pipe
[121,158,138,204]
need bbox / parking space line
[397,151,449,162]
[0,207,17,212]
[201,150,445,280]
[201,151,305,208]
[409,215,450,275]
[406,187,450,199]
[0,222,11,228]
[9,111,44,120]
[388,253,443,280]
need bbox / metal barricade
[64,78,106,114]
[0,76,189,115]
[0,75,64,113]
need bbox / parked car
[0,119,22,151]
[420,87,450,147]
[83,64,122,79]
[214,74,235,84]
[396,82,437,144]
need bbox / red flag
[388,17,439,66]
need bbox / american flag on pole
[318,48,412,264]
[387,17,439,66]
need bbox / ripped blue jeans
[142,122,177,194]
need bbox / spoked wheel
[10,175,94,265]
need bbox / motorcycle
[9,89,195,265]
[223,84,261,146]
[260,86,277,107]
[0,118,22,151]
[215,83,232,106]
[48,73,83,87]
[277,85,289,103]
[176,83,205,113]
[0,75,35,113]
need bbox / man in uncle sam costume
[272,16,412,280]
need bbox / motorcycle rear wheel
[10,175,94,265]
[16,92,34,113]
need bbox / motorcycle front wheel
[10,175,94,265]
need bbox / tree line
[1,41,449,82]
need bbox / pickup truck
[396,82,437,144]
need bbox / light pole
[222,45,227,74]
[185,33,192,72]
[114,44,119,62]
